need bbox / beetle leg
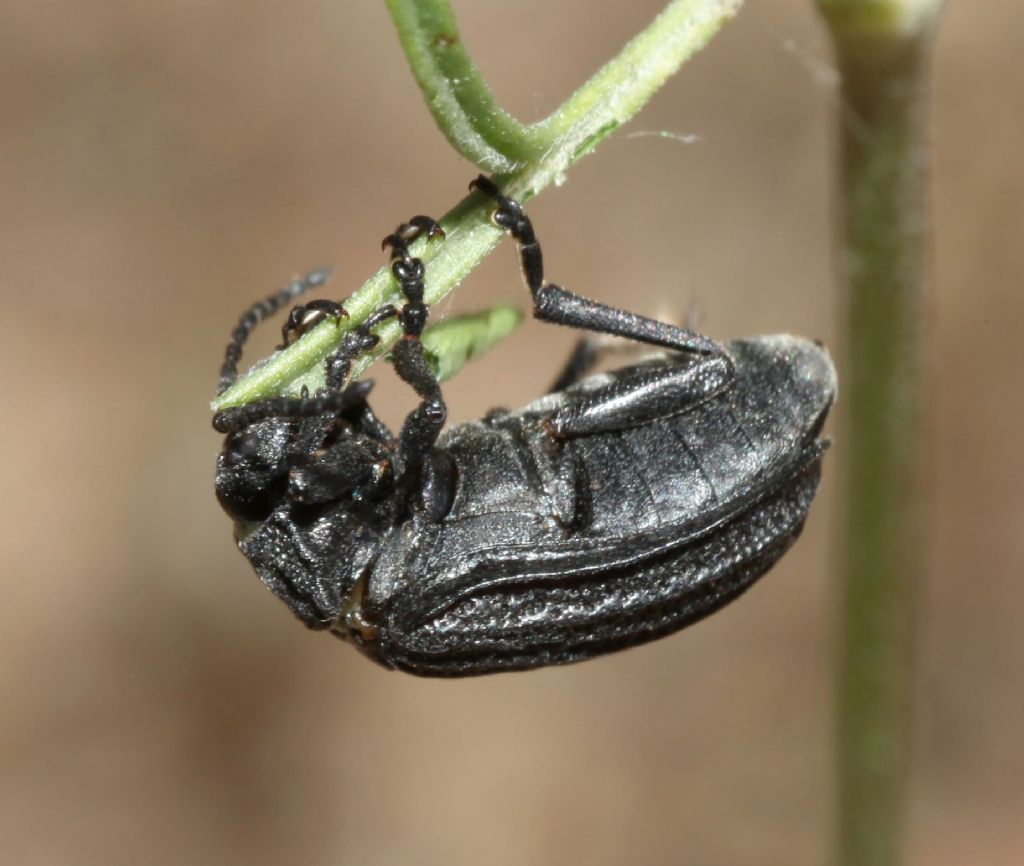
[321,309,397,444]
[322,305,399,391]
[470,176,726,358]
[280,298,348,349]
[547,334,651,392]
[547,352,735,437]
[547,339,601,393]
[381,217,448,476]
[217,267,332,395]
[215,304,396,432]
[391,338,447,475]
[348,396,394,445]
[272,225,444,354]
[212,381,375,434]
[381,215,445,255]
[549,330,676,392]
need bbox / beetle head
[215,418,296,522]
[216,413,398,629]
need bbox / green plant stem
[818,3,942,865]
[384,0,534,171]
[818,0,939,35]
[213,0,742,411]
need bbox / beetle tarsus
[381,215,445,259]
[548,338,602,392]
[280,298,348,348]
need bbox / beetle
[213,176,836,676]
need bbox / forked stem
[212,0,743,411]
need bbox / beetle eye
[225,430,261,462]
[216,422,293,522]
[222,420,293,468]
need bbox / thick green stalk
[818,3,942,865]
[213,0,742,411]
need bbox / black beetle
[213,177,835,676]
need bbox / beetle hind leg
[470,176,725,359]
[548,332,663,393]
[548,339,602,393]
[547,352,735,436]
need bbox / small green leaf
[419,305,524,382]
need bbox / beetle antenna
[217,267,332,395]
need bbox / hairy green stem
[818,2,942,865]
[385,0,534,171]
[212,0,743,411]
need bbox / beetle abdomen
[365,336,834,676]
[378,453,822,675]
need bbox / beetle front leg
[214,307,395,435]
[211,382,375,434]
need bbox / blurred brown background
[1,1,1020,864]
